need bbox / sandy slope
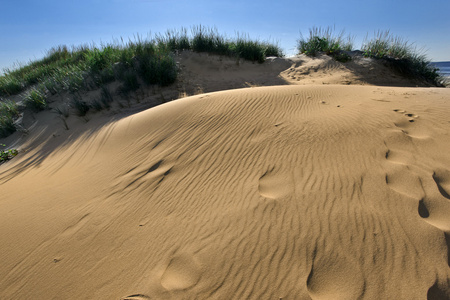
[1,84,450,299]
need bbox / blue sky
[1,0,449,72]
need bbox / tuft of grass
[191,25,230,56]
[90,99,103,111]
[0,100,19,137]
[231,35,265,63]
[0,76,23,96]
[62,65,87,92]
[70,94,90,117]
[156,28,191,52]
[23,88,47,112]
[137,52,177,86]
[53,105,70,130]
[298,26,353,59]
[362,30,444,86]
[264,43,284,57]
[0,144,18,163]
[119,70,140,95]
[100,86,113,109]
[333,51,352,63]
[0,99,19,117]
[190,26,283,62]
[362,31,410,59]
[85,46,121,74]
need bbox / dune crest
[1,85,450,299]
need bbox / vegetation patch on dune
[297,26,354,62]
[0,26,283,139]
[0,26,282,98]
[0,100,19,138]
[297,27,444,86]
[361,30,444,86]
[0,144,18,163]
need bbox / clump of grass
[70,94,90,117]
[0,100,19,137]
[119,70,140,95]
[90,99,103,111]
[298,26,353,59]
[362,31,410,59]
[23,88,47,112]
[190,26,283,62]
[264,43,283,57]
[231,35,266,63]
[191,26,230,55]
[0,76,23,96]
[155,28,190,52]
[362,30,444,86]
[0,144,18,163]
[138,52,177,86]
[62,65,87,92]
[100,86,113,109]
[333,51,352,63]
[0,99,19,117]
[85,46,121,74]
[53,105,70,130]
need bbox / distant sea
[430,61,450,79]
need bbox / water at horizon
[430,61,450,79]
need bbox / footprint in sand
[427,280,450,300]
[258,168,294,199]
[432,169,450,199]
[160,253,202,291]
[384,167,424,200]
[418,196,450,268]
[417,170,450,231]
[306,254,365,300]
[385,148,414,165]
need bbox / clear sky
[1,0,449,72]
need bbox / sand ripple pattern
[1,86,450,299]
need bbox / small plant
[90,99,103,111]
[232,35,266,63]
[23,88,47,111]
[137,52,177,86]
[100,86,113,109]
[85,46,120,73]
[0,99,19,117]
[0,75,23,96]
[0,100,19,137]
[0,144,18,163]
[333,51,352,63]
[41,77,60,95]
[119,70,140,94]
[53,105,69,118]
[264,43,284,57]
[53,105,70,130]
[70,94,90,117]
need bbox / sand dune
[1,84,450,299]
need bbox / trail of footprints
[393,108,419,123]
[385,109,450,267]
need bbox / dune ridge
[1,85,449,299]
